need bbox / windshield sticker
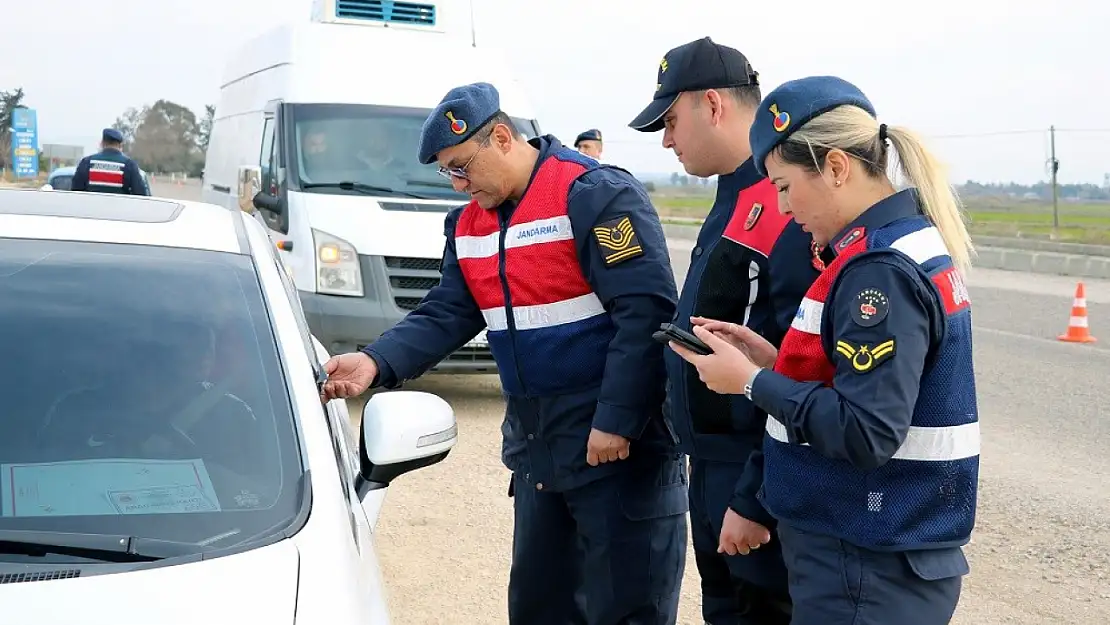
[1,458,221,517]
[108,484,219,515]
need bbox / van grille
[335,0,436,25]
[380,255,495,365]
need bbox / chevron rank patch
[835,338,896,374]
[593,215,643,266]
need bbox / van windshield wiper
[301,181,431,199]
[403,178,456,190]
[0,529,204,562]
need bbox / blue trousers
[507,454,689,625]
[689,458,791,625]
[777,524,968,625]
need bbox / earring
[834,180,842,187]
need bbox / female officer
[669,75,980,625]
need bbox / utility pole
[1049,125,1060,237]
[469,0,477,47]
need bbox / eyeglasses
[436,134,491,181]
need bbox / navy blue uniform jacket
[664,158,818,526]
[363,136,681,491]
[71,148,149,195]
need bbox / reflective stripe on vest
[764,218,979,549]
[89,159,126,189]
[454,154,613,396]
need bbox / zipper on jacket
[498,206,528,396]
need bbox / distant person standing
[71,128,149,195]
[574,128,604,159]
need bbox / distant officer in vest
[70,128,150,195]
[574,128,604,159]
[320,82,688,625]
[670,76,980,625]
[629,36,819,625]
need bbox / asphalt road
[156,180,1110,624]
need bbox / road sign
[10,108,38,179]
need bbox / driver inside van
[40,321,275,509]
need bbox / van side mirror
[355,391,456,499]
[237,165,261,213]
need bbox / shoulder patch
[593,214,643,266]
[835,338,896,374]
[851,288,890,327]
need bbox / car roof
[49,166,76,177]
[0,188,247,254]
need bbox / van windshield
[288,103,538,202]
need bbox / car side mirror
[355,391,456,500]
[237,165,261,213]
[40,183,53,191]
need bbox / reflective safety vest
[763,216,980,550]
[86,150,131,194]
[453,153,614,397]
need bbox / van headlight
[312,229,364,297]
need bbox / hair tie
[878,123,889,142]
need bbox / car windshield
[0,238,305,562]
[289,103,538,203]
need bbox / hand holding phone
[652,323,713,356]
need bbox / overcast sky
[4,0,1106,184]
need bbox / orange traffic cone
[1058,282,1097,343]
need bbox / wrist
[743,366,763,400]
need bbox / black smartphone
[652,323,713,356]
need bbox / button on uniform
[694,246,703,256]
[535,483,544,491]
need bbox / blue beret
[750,76,877,176]
[417,82,500,165]
[102,128,124,143]
[574,129,603,147]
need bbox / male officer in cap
[629,37,820,625]
[322,82,688,625]
[574,128,604,159]
[71,128,149,195]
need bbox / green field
[648,191,1110,245]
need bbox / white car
[0,188,457,624]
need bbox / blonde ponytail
[776,105,976,274]
[885,126,976,274]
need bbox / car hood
[0,539,300,625]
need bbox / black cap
[628,37,759,132]
[102,128,124,143]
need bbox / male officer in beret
[71,128,150,195]
[574,128,604,159]
[322,82,688,625]
[630,37,819,625]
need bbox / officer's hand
[691,316,778,368]
[320,352,378,402]
[719,508,771,556]
[586,429,630,467]
[669,326,759,395]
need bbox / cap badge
[445,111,467,136]
[769,103,791,133]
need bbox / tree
[0,87,28,169]
[112,106,149,153]
[130,99,203,175]
[197,104,216,153]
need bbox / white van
[202,0,542,375]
